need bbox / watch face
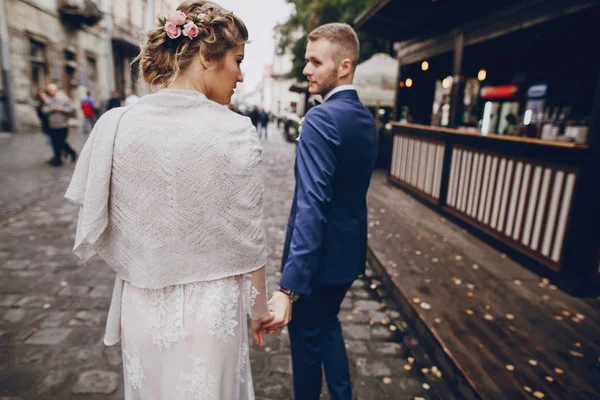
[290,292,300,302]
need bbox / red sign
[480,85,519,99]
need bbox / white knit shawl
[65,89,267,289]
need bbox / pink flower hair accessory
[158,10,210,40]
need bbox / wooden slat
[505,161,523,237]
[531,168,552,251]
[551,173,576,262]
[491,158,507,229]
[498,160,514,233]
[542,171,565,257]
[523,166,542,247]
[512,163,531,241]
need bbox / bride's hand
[250,313,274,346]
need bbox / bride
[65,1,291,398]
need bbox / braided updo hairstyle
[137,1,248,87]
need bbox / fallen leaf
[415,250,422,255]
[434,318,441,323]
[422,383,430,390]
[455,255,463,261]
[412,297,421,304]
[484,314,494,321]
[562,310,571,317]
[575,313,585,320]
[569,350,584,358]
[466,284,475,289]
[408,357,415,364]
[514,280,522,286]
[60,281,68,287]
[382,377,392,384]
[466,309,474,315]
[421,368,430,374]
[390,325,397,332]
[524,386,532,393]
[572,317,581,323]
[370,283,377,289]
[485,305,491,310]
[472,264,479,269]
[554,315,564,321]
[542,278,550,284]
[574,342,581,348]
[554,367,564,374]
[415,397,425,400]
[404,364,412,371]
[265,347,272,353]
[42,303,51,309]
[380,319,389,325]
[467,292,474,297]
[545,376,554,382]
[420,302,431,310]
[533,391,545,399]
[505,314,515,320]
[529,359,538,366]
[506,364,515,371]
[432,258,439,263]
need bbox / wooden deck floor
[366,170,600,400]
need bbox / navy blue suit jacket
[279,89,377,297]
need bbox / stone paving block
[0,295,21,307]
[354,299,381,311]
[89,285,112,298]
[25,328,72,345]
[340,296,353,310]
[72,370,119,394]
[270,354,293,375]
[58,285,89,297]
[352,289,371,299]
[339,310,370,324]
[342,325,371,340]
[345,340,369,354]
[40,311,72,328]
[3,308,26,323]
[371,342,407,356]
[371,325,395,340]
[38,369,70,394]
[355,358,392,376]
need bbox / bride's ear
[199,51,212,72]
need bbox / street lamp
[421,61,429,71]
[405,78,413,88]
[478,68,487,81]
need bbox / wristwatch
[278,287,300,303]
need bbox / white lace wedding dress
[119,268,269,400]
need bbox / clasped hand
[249,291,293,346]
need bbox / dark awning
[354,0,541,42]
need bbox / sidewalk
[366,171,600,400]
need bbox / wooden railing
[387,123,594,275]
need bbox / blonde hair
[307,23,360,70]
[136,1,248,87]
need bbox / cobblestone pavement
[0,124,452,399]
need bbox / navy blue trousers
[288,282,353,400]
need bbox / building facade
[0,0,175,132]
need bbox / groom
[265,23,377,400]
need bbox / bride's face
[207,44,245,105]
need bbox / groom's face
[303,39,340,97]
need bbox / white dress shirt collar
[323,84,356,102]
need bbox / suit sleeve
[279,107,339,296]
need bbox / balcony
[59,0,103,27]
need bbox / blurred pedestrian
[124,90,140,106]
[259,109,269,140]
[249,106,260,130]
[36,89,56,164]
[41,83,77,167]
[107,90,122,111]
[81,91,98,134]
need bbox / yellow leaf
[533,391,545,399]
[554,367,564,374]
[529,359,538,366]
[382,377,392,384]
[404,364,412,371]
[506,365,515,371]
[569,350,584,358]
[545,376,554,382]
[524,386,532,392]
[422,383,430,390]
[505,314,515,320]
[484,314,494,321]
[466,309,474,315]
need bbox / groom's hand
[250,314,274,346]
[263,291,292,333]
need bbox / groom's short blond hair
[308,23,360,71]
